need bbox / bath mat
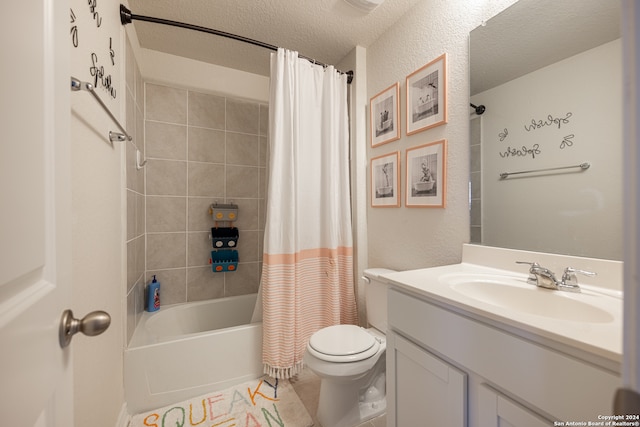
[130,376,314,427]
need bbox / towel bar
[70,76,132,142]
[499,162,590,179]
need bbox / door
[388,332,467,427]
[619,0,640,412]
[478,385,550,427]
[0,1,72,426]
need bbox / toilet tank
[363,268,395,334]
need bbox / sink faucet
[516,262,596,293]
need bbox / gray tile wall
[470,116,482,243]
[125,36,146,344]
[144,82,268,307]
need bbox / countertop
[382,262,623,372]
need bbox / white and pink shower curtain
[261,48,357,379]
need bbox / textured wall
[70,0,127,424]
[365,0,517,271]
[338,46,370,326]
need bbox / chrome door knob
[59,309,111,348]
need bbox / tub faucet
[516,262,596,293]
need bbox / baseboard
[116,403,131,427]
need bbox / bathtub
[125,294,263,414]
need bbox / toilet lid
[308,325,379,362]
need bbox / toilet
[304,268,394,427]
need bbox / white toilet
[304,268,394,427]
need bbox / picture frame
[371,151,400,207]
[370,83,401,147]
[406,53,447,135]
[406,139,447,208]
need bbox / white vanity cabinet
[386,287,621,427]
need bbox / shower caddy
[209,203,239,272]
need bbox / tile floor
[290,367,387,427]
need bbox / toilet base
[316,371,386,427]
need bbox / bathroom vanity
[383,245,622,426]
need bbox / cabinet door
[388,331,466,427]
[478,385,550,427]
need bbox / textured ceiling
[128,0,424,76]
[470,0,620,95]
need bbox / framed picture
[370,83,401,147]
[406,53,447,135]
[371,151,400,207]
[406,139,447,208]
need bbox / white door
[478,385,550,427]
[622,0,640,394]
[388,332,466,427]
[0,1,73,426]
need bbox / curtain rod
[119,5,354,84]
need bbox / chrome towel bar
[499,162,590,179]
[70,77,132,142]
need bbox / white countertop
[382,261,623,371]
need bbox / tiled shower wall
[470,116,482,243]
[124,39,269,344]
[143,83,268,307]
[125,36,146,344]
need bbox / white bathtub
[125,294,263,414]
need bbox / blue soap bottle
[146,275,160,312]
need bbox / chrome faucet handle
[516,261,541,285]
[516,261,539,267]
[560,267,596,291]
[529,265,559,289]
[516,261,560,289]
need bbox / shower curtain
[261,48,357,379]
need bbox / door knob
[59,309,111,348]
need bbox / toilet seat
[308,325,380,363]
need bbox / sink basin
[442,274,614,323]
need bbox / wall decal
[495,112,578,160]
[88,0,102,28]
[560,134,575,149]
[70,9,78,47]
[71,0,120,99]
[523,112,572,132]
[109,37,115,66]
[499,144,541,159]
[89,52,116,99]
